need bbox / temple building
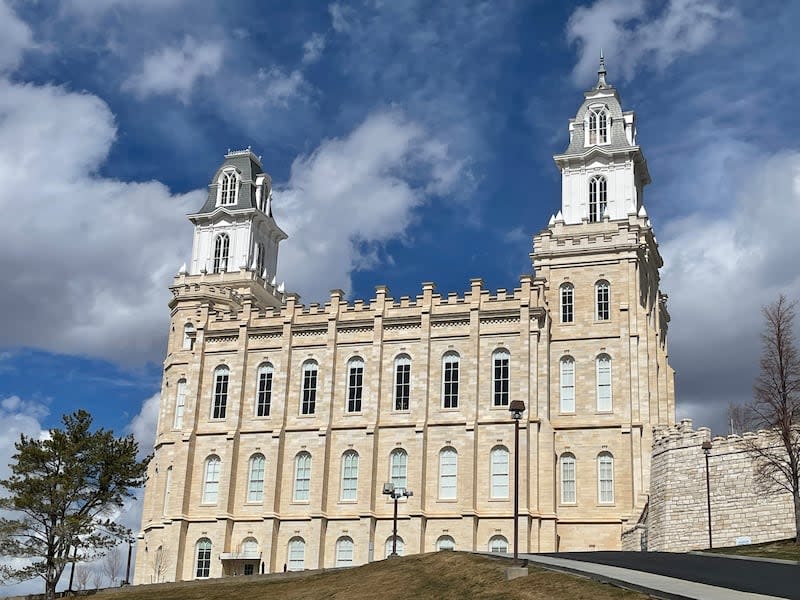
[134,59,674,583]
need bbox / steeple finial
[597,50,608,88]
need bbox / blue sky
[1,0,800,591]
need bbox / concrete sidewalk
[520,554,789,600]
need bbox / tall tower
[532,58,674,549]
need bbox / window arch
[341,450,359,501]
[438,447,458,499]
[560,284,574,323]
[294,451,311,502]
[174,378,187,429]
[335,536,354,567]
[202,455,221,504]
[390,448,408,489]
[589,175,608,223]
[442,352,460,408]
[393,354,411,411]
[287,537,305,571]
[492,349,510,407]
[598,452,614,503]
[195,538,212,578]
[559,357,575,413]
[248,453,266,502]
[212,365,229,419]
[596,280,610,321]
[488,535,508,553]
[182,323,195,350]
[213,233,230,273]
[436,535,455,551]
[255,363,273,417]
[301,360,318,415]
[218,170,238,205]
[241,537,259,558]
[596,354,612,412]
[490,445,509,499]
[346,357,364,413]
[587,106,608,145]
[560,453,576,504]
[385,536,404,558]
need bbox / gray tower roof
[194,148,273,215]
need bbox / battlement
[652,418,779,455]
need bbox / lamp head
[701,440,712,454]
[509,400,526,420]
[382,482,395,495]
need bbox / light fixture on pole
[124,537,135,585]
[702,440,713,549]
[508,400,526,564]
[382,482,413,557]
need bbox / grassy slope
[95,552,645,600]
[709,538,800,561]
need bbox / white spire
[270,276,277,286]
[277,281,285,293]
[178,262,187,275]
[555,210,564,222]
[638,205,648,218]
[548,214,555,226]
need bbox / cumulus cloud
[258,66,309,107]
[128,392,160,460]
[123,36,224,103]
[567,0,734,85]
[0,0,33,73]
[276,109,465,301]
[302,32,326,64]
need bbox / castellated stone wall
[622,419,796,551]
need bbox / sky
[1,0,800,594]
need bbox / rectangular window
[443,358,459,409]
[439,451,458,499]
[560,360,575,413]
[596,285,610,321]
[561,458,576,504]
[203,461,220,504]
[294,456,311,501]
[212,373,228,419]
[561,286,574,323]
[301,366,317,415]
[174,380,186,429]
[394,362,410,411]
[342,454,358,501]
[347,363,363,413]
[491,450,509,498]
[256,369,272,417]
[597,358,612,412]
[493,354,509,407]
[599,457,614,503]
[196,545,211,578]
[248,458,265,502]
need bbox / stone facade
[134,63,676,584]
[622,419,797,552]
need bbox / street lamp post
[382,483,413,557]
[702,440,713,549]
[124,538,134,585]
[509,400,526,564]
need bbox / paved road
[541,552,799,599]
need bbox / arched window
[341,450,359,501]
[182,323,195,350]
[560,453,576,504]
[211,366,229,419]
[588,106,608,145]
[335,537,354,567]
[288,537,305,571]
[385,536,404,558]
[492,349,510,407]
[598,452,614,503]
[174,378,187,429]
[596,354,612,412]
[488,535,508,553]
[195,538,212,578]
[213,233,230,273]
[256,363,273,417]
[163,466,172,515]
[559,357,575,413]
[436,535,455,551]
[241,537,259,558]
[442,352,460,409]
[560,284,574,324]
[248,454,266,502]
[219,170,238,205]
[589,176,608,223]
[438,447,458,499]
[490,446,509,499]
[202,455,221,504]
[301,360,318,415]
[294,451,312,502]
[596,280,610,321]
[346,357,364,413]
[393,354,411,411]
[390,448,408,489]
[255,242,265,277]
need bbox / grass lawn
[709,538,800,561]
[92,552,646,600]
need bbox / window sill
[597,502,616,507]
[440,407,461,412]
[436,498,458,503]
[558,411,576,416]
[290,500,311,505]
[488,497,509,502]
[253,415,272,419]
[244,501,264,506]
[338,499,358,504]
[343,411,363,416]
[559,321,575,326]
[392,409,411,414]
[298,413,317,418]
[559,502,577,507]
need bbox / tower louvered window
[219,171,237,205]
[588,106,608,145]
[213,233,230,273]
[589,176,607,222]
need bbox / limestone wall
[638,419,796,552]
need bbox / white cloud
[567,0,734,85]
[128,392,160,460]
[276,110,465,301]
[329,2,354,33]
[257,67,308,107]
[0,0,33,73]
[302,32,326,64]
[123,36,224,103]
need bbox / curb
[689,550,800,566]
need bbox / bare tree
[151,544,170,583]
[102,546,123,586]
[744,295,800,544]
[91,568,103,590]
[727,401,752,435]
[74,566,90,591]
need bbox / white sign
[735,536,752,546]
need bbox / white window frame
[436,535,455,551]
[488,535,508,553]
[213,233,230,274]
[598,452,614,504]
[174,378,187,429]
[182,323,195,350]
[301,360,318,415]
[560,453,576,504]
[255,363,273,417]
[442,352,460,409]
[195,538,212,578]
[217,169,239,206]
[346,357,364,413]
[163,465,172,515]
[248,453,266,502]
[492,349,510,407]
[293,452,311,502]
[589,175,607,223]
[560,284,574,323]
[341,450,359,501]
[596,280,610,321]
[202,455,221,504]
[385,536,404,558]
[438,447,458,500]
[335,537,354,567]
[490,446,509,499]
[390,449,408,490]
[586,105,609,146]
[596,354,612,412]
[288,537,305,571]
[559,357,575,413]
[393,354,411,411]
[211,366,229,420]
[241,537,258,558]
